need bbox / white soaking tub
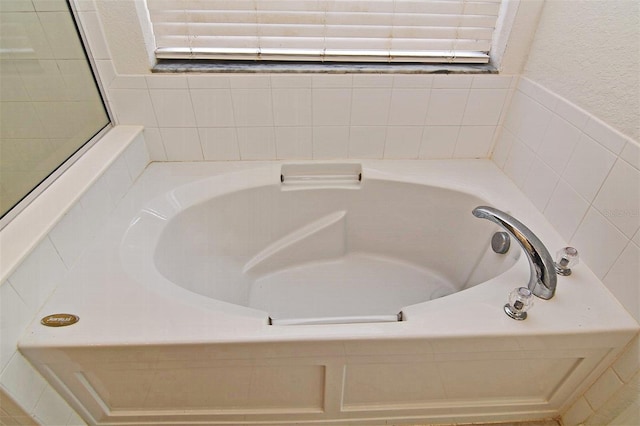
[20,160,638,426]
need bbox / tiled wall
[0,131,149,425]
[492,77,640,426]
[103,71,516,162]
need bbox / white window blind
[146,0,503,63]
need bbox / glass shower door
[0,0,110,224]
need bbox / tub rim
[18,159,640,349]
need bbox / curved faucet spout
[472,206,557,300]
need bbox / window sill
[152,60,497,74]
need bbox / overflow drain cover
[41,314,79,327]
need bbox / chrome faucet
[472,206,557,300]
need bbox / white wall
[524,0,640,141]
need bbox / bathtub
[20,160,638,425]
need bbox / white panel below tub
[27,344,611,425]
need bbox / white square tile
[563,133,617,202]
[160,128,203,161]
[94,59,116,91]
[109,75,147,89]
[537,115,582,175]
[33,385,73,426]
[432,75,473,89]
[187,75,230,89]
[0,283,34,372]
[518,78,560,110]
[420,126,459,159]
[348,126,386,159]
[190,89,236,127]
[471,75,513,89]
[237,127,276,160]
[603,243,640,323]
[124,134,150,180]
[584,368,624,411]
[48,203,90,268]
[392,74,433,88]
[531,83,560,111]
[231,88,274,127]
[621,142,640,170]
[521,156,560,212]
[272,88,312,126]
[502,91,527,134]
[388,88,429,126]
[109,89,157,127]
[74,0,96,12]
[149,89,196,127]
[544,179,590,242]
[270,74,312,88]
[516,95,552,152]
[80,175,115,240]
[312,88,352,126]
[384,126,423,159]
[352,74,393,88]
[312,74,352,88]
[143,128,167,161]
[0,353,47,412]
[7,236,66,310]
[453,126,496,159]
[553,97,590,130]
[350,88,391,126]
[76,11,110,60]
[199,128,240,161]
[491,127,515,169]
[517,77,537,99]
[503,140,535,188]
[145,75,188,89]
[425,89,469,125]
[584,117,628,155]
[593,159,640,239]
[462,89,508,125]
[571,208,629,279]
[229,74,271,89]
[312,126,349,159]
[274,127,313,160]
[103,155,132,203]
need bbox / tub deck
[18,160,639,425]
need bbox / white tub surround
[0,126,148,425]
[19,160,637,425]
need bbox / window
[146,0,503,64]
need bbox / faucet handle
[555,247,579,276]
[504,287,534,320]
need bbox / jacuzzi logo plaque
[41,314,79,327]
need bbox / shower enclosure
[0,0,110,226]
